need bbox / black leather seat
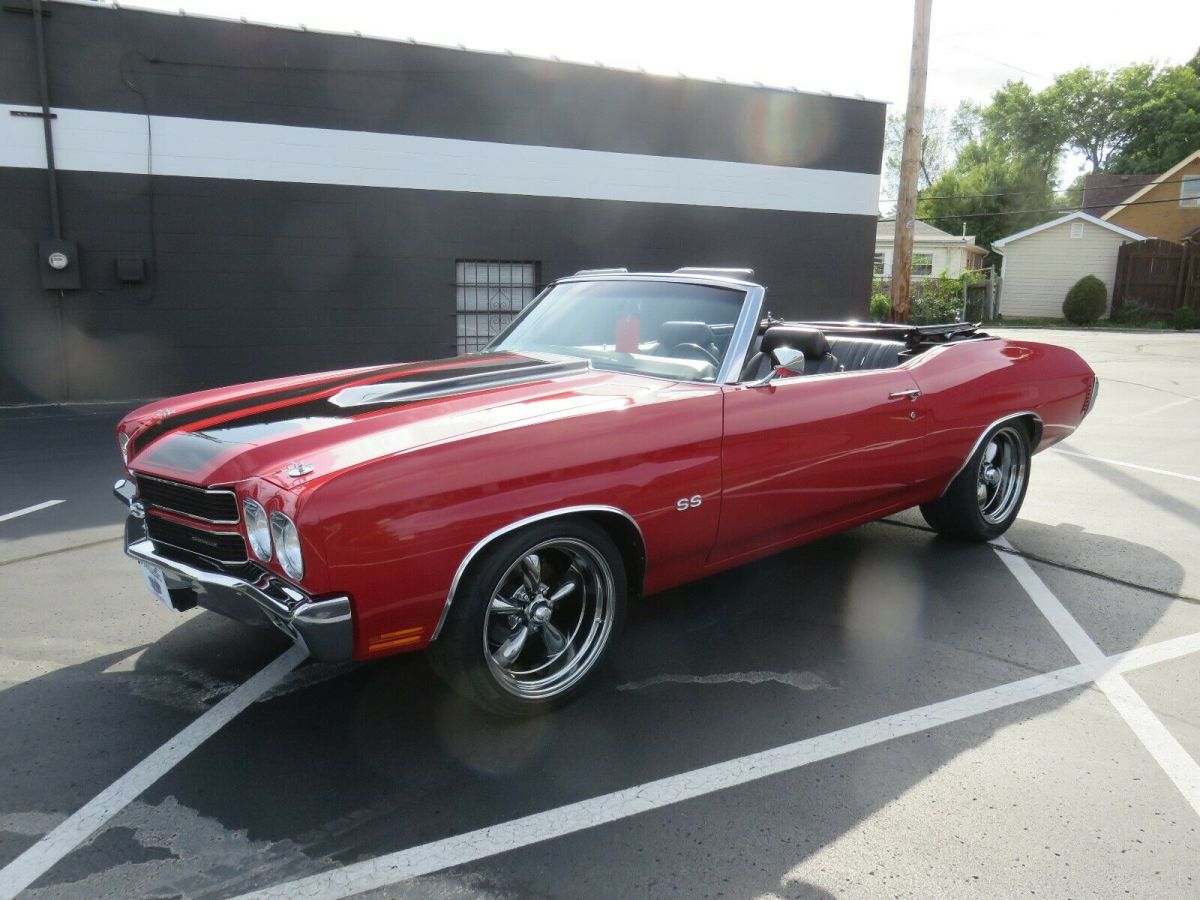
[741,326,839,379]
[826,337,904,371]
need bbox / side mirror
[751,347,805,387]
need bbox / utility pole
[890,0,933,323]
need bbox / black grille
[146,515,248,564]
[136,476,238,524]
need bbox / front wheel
[920,422,1031,541]
[427,518,626,716]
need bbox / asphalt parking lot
[2,328,1198,899]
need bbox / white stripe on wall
[0,105,879,215]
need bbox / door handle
[888,388,922,401]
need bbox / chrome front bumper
[115,479,353,661]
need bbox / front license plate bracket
[139,561,179,611]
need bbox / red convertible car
[113,268,1097,713]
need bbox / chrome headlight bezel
[243,498,272,562]
[269,511,304,581]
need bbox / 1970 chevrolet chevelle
[113,268,1097,713]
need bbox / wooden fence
[1112,239,1200,315]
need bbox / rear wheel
[427,518,626,716]
[920,422,1031,541]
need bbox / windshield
[489,280,747,382]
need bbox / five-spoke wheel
[428,519,626,715]
[976,427,1027,525]
[483,539,616,700]
[920,420,1032,541]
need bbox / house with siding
[1101,149,1200,242]
[992,212,1144,318]
[874,219,985,279]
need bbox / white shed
[992,212,1144,318]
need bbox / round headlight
[243,499,272,561]
[270,512,304,581]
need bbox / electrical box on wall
[116,255,145,283]
[37,239,81,290]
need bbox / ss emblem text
[676,495,703,511]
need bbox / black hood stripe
[193,358,588,437]
[130,354,540,455]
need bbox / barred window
[455,261,539,354]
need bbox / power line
[879,175,1195,205]
[916,193,1195,221]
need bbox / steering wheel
[668,343,721,367]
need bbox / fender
[432,504,645,639]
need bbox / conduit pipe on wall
[31,0,62,239]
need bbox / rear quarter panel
[906,337,1095,498]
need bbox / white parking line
[993,537,1200,817]
[233,632,1200,900]
[1129,396,1196,420]
[0,645,307,900]
[0,500,64,523]
[1051,448,1200,484]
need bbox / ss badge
[676,495,703,511]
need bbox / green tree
[917,142,1056,262]
[896,51,1200,263]
[1041,65,1156,172]
[1104,54,1200,174]
[881,100,982,202]
[981,80,1064,175]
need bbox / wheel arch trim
[938,411,1042,497]
[431,505,645,640]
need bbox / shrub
[1172,306,1198,331]
[867,273,968,325]
[908,274,964,324]
[1111,301,1157,325]
[909,292,963,325]
[1062,275,1107,325]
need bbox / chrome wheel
[482,538,616,700]
[976,426,1027,525]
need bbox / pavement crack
[0,536,123,568]
[617,670,838,692]
[878,518,1199,605]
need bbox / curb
[985,326,1189,335]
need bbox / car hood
[124,352,633,486]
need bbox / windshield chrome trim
[487,273,764,386]
[485,283,553,349]
[716,283,765,384]
[554,272,760,288]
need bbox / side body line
[938,411,1043,497]
[432,504,646,640]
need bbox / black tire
[427,518,627,716]
[920,421,1032,542]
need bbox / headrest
[658,321,717,348]
[760,326,830,359]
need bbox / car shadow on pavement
[1,519,1189,899]
[1053,448,1200,531]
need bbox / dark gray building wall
[0,1,884,403]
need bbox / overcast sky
[127,0,1198,190]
